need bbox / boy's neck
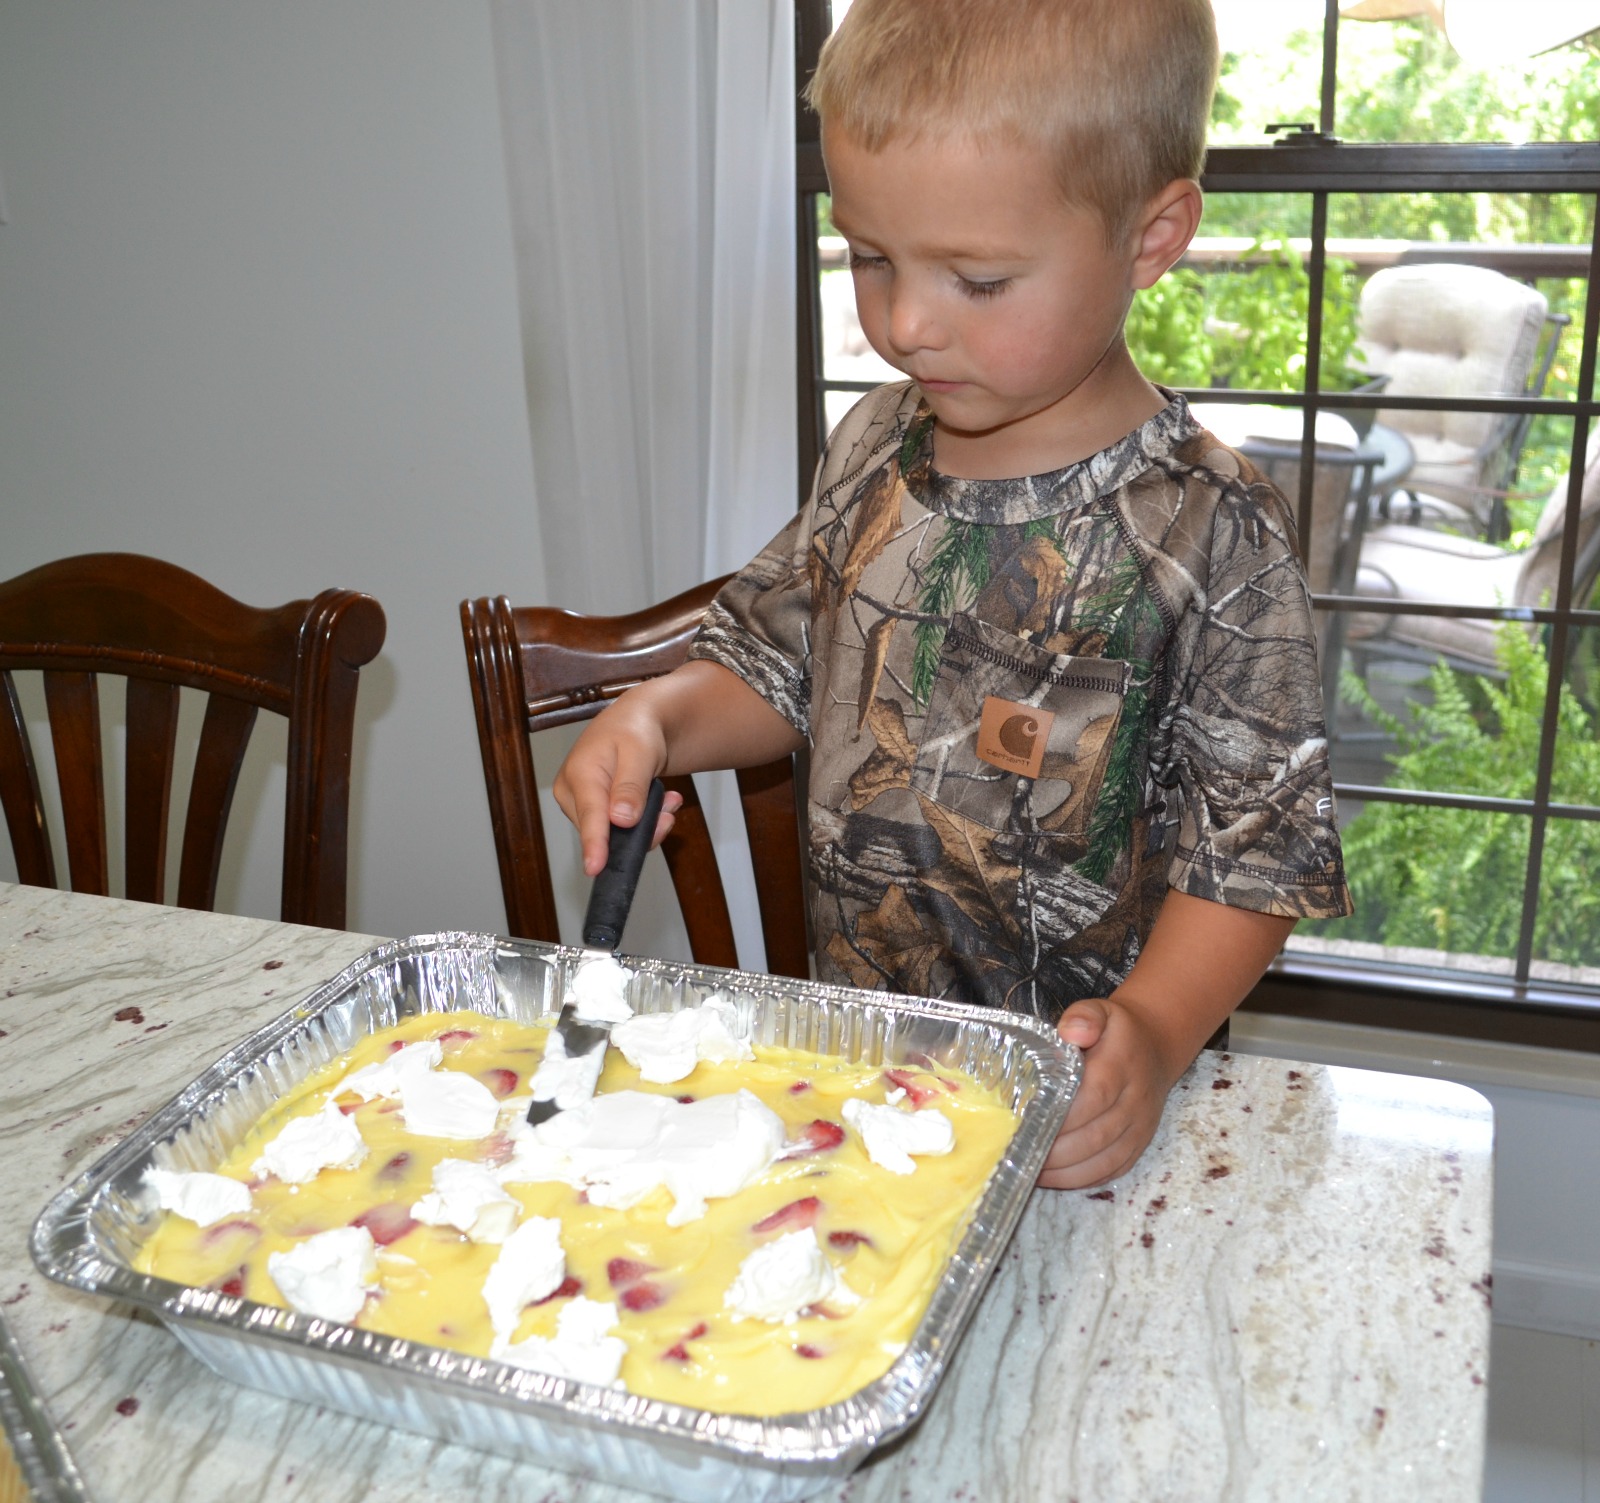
[928,340,1168,482]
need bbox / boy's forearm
[628,661,805,774]
[1109,891,1296,1084]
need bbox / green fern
[1306,624,1600,966]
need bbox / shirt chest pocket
[909,612,1132,863]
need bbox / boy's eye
[848,251,889,272]
[957,276,1010,300]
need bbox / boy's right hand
[552,701,683,878]
[550,661,805,879]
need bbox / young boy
[554,0,1352,1189]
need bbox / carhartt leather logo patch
[976,696,1054,777]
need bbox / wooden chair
[0,553,386,928]
[459,579,809,978]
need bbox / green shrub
[1127,238,1365,395]
[1316,625,1600,968]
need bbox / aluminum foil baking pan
[0,1310,94,1503]
[31,933,1080,1503]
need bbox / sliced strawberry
[826,1229,873,1253]
[481,1068,520,1099]
[386,1039,406,1055]
[337,1099,362,1116]
[882,1067,944,1106]
[781,1120,845,1160]
[662,1342,692,1362]
[607,1257,658,1289]
[752,1196,821,1235]
[376,1151,412,1181]
[533,1275,583,1306]
[477,1132,515,1168]
[795,1344,825,1360]
[200,1218,260,1247]
[213,1266,247,1298]
[620,1281,666,1313]
[436,1028,479,1047]
[351,1203,418,1247]
[683,1321,709,1341]
[787,1080,813,1095]
[675,1094,696,1105]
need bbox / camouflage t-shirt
[689,382,1352,1022]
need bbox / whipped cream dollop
[143,1168,253,1228]
[527,1027,607,1111]
[499,1089,785,1226]
[565,956,634,1023]
[335,1039,443,1102]
[398,1068,501,1139]
[482,1216,567,1342]
[411,1158,521,1243]
[725,1230,839,1324]
[268,1226,377,1323]
[609,996,753,1084]
[841,1098,955,1175]
[253,1102,367,1184]
[494,1296,627,1387]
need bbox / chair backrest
[459,581,809,978]
[1359,263,1551,511]
[0,553,385,928]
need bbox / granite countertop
[0,882,1493,1501]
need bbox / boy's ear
[1130,180,1204,291]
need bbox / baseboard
[1492,1259,1600,1341]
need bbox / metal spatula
[525,777,665,1126]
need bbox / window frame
[793,0,1600,1046]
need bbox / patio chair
[1358,263,1568,540]
[1346,432,1600,679]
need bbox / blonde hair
[808,0,1218,245]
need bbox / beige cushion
[1351,434,1600,670]
[1359,264,1548,512]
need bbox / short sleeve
[688,506,814,738]
[1162,467,1353,919]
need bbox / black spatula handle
[581,777,666,951]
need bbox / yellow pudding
[135,1010,1017,1415]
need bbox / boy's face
[826,126,1156,479]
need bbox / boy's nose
[885,284,943,356]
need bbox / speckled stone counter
[0,882,1492,1502]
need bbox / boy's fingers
[1057,998,1110,1050]
[650,789,684,850]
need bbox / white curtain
[490,0,797,967]
[490,0,796,610]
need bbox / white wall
[0,0,691,951]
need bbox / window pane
[1210,3,1325,148]
[1532,816,1600,976]
[1135,198,1323,394]
[1329,613,1553,796]
[816,194,900,403]
[1335,18,1600,147]
[1292,809,1532,975]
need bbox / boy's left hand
[1037,997,1177,1190]
[1033,893,1298,1192]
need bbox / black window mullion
[1510,198,1600,981]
